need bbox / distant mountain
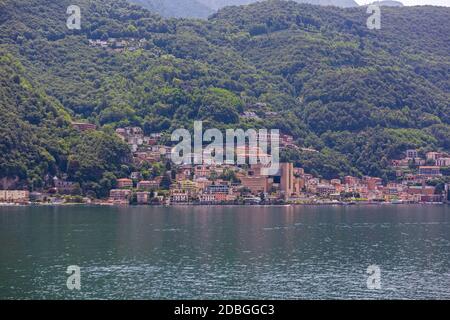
[196,0,256,10]
[294,0,358,8]
[130,0,214,18]
[131,0,359,18]
[371,1,404,7]
[197,0,360,10]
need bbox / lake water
[0,205,449,299]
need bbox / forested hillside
[0,0,449,192]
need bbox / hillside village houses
[104,138,449,205]
[1,123,449,205]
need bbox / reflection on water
[0,205,449,299]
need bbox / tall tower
[280,163,294,200]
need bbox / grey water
[0,205,449,299]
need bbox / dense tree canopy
[0,0,448,186]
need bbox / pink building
[109,189,131,204]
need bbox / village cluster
[1,121,449,206]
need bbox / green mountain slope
[0,0,449,187]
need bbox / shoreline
[0,202,448,207]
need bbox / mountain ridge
[132,0,360,18]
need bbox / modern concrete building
[239,175,269,194]
[280,163,294,199]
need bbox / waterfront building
[199,193,216,204]
[214,193,228,203]
[136,192,149,204]
[407,186,435,197]
[420,194,443,203]
[109,189,131,204]
[239,175,269,194]
[0,190,30,203]
[170,189,189,203]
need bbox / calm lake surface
[0,205,449,299]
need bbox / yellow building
[180,180,198,192]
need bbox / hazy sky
[356,0,450,6]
